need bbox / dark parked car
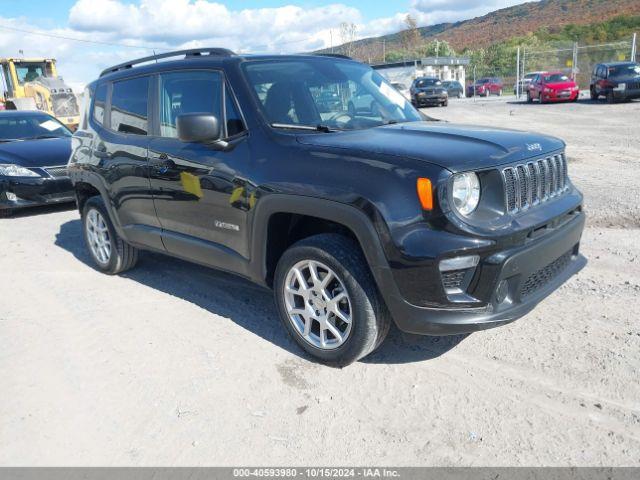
[590,62,640,103]
[0,111,73,217]
[410,77,448,107]
[441,80,464,98]
[68,49,586,365]
[467,77,504,97]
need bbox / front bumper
[542,89,579,101]
[0,175,74,211]
[613,88,640,100]
[414,94,447,106]
[379,210,586,335]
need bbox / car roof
[0,110,53,118]
[599,61,638,67]
[94,52,360,85]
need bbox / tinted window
[544,73,570,82]
[416,78,441,87]
[110,76,149,135]
[225,87,245,137]
[609,64,640,78]
[93,83,107,126]
[158,71,222,138]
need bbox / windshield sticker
[39,120,60,131]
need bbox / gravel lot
[1,97,639,466]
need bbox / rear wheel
[274,234,390,366]
[590,86,598,101]
[82,196,138,274]
[527,91,533,103]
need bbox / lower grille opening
[442,269,468,291]
[520,249,573,298]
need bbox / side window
[225,86,245,137]
[110,76,149,135]
[93,83,107,126]
[158,71,222,138]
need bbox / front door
[148,70,252,265]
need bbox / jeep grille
[502,153,568,214]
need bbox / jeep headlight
[451,172,480,216]
[0,164,40,177]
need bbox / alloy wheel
[86,209,112,265]
[283,260,352,350]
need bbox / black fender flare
[248,194,394,293]
[70,169,126,238]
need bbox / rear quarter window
[92,83,107,126]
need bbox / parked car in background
[0,111,73,217]
[527,72,579,103]
[590,62,640,103]
[410,77,448,107]
[69,48,585,365]
[467,77,503,97]
[514,71,544,95]
[441,80,464,98]
[348,85,379,115]
[390,82,410,100]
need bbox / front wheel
[527,91,533,103]
[442,99,448,107]
[0,208,13,218]
[590,87,598,101]
[606,90,615,104]
[82,196,138,274]
[274,234,390,366]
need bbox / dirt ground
[1,97,639,466]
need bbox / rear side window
[93,83,107,126]
[158,71,222,138]
[110,76,149,135]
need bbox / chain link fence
[515,34,637,97]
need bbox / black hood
[0,137,71,168]
[296,122,565,173]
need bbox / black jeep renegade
[68,49,586,365]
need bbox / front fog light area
[452,172,480,216]
[6,192,17,201]
[439,255,480,303]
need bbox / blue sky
[0,0,531,88]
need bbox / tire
[527,91,533,103]
[606,90,615,104]
[0,208,13,218]
[274,233,390,366]
[82,196,138,275]
[590,87,598,101]
[442,99,448,107]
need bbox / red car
[467,77,503,97]
[527,72,579,103]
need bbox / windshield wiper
[271,123,335,133]
[0,139,21,143]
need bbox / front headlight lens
[452,172,480,216]
[0,164,40,177]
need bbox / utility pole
[572,42,578,80]
[632,32,637,62]
[516,47,520,99]
[383,39,386,63]
[330,29,333,53]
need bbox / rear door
[147,69,252,264]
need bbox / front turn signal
[416,177,433,210]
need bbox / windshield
[242,58,422,131]
[608,64,640,77]
[544,73,570,82]
[0,113,71,141]
[415,78,441,87]
[14,62,48,85]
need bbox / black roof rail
[99,48,236,77]
[313,53,352,60]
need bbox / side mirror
[177,113,221,144]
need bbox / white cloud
[0,0,534,90]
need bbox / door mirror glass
[177,113,221,143]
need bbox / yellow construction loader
[0,57,80,130]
